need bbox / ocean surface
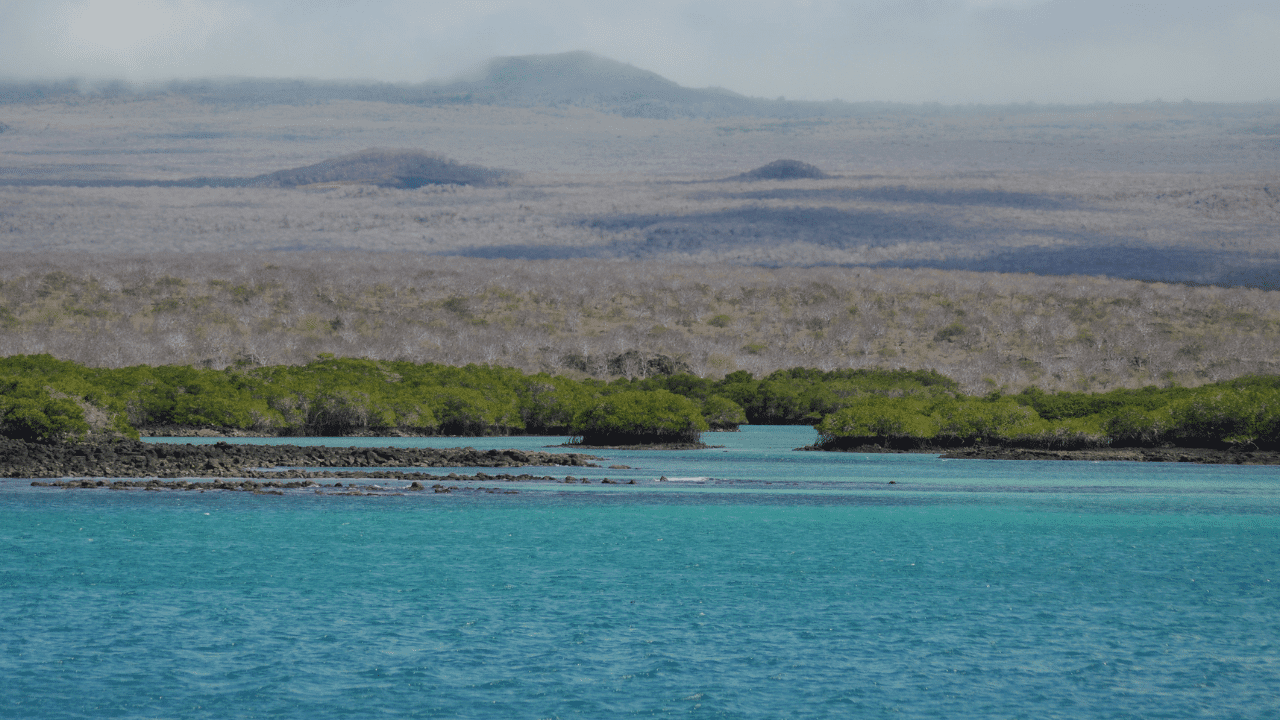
[2,426,1278,719]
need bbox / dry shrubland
[1,94,1276,393]
[2,167,1277,286]
[1,252,1276,394]
[1,97,1276,287]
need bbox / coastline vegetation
[4,353,1280,452]
[0,354,733,445]
[569,390,708,446]
[814,376,1280,451]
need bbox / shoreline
[136,426,745,439]
[10,434,1280,481]
[0,438,600,479]
[136,425,550,439]
[804,442,1280,465]
[30,470,639,495]
[939,445,1280,464]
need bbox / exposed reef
[30,471,639,495]
[938,445,1280,464]
[0,438,598,479]
[801,439,1280,465]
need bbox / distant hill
[0,52,855,119]
[729,160,830,181]
[0,149,510,189]
[439,52,774,118]
[247,150,511,189]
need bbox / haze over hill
[0,52,1277,289]
[3,52,880,119]
[8,1,1276,105]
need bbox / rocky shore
[802,437,1280,464]
[0,438,599,479]
[31,470,638,495]
[938,445,1280,464]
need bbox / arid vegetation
[0,253,1277,394]
[2,65,1277,429]
[1,94,1276,286]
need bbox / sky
[2,0,1278,104]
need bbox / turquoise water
[3,427,1278,718]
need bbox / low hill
[729,160,830,181]
[0,150,511,190]
[246,150,511,189]
[440,52,771,118]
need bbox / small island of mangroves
[4,354,1280,474]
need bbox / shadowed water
[3,427,1277,718]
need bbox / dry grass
[1,95,1276,392]
[1,252,1276,394]
[0,96,1275,285]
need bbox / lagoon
[3,426,1278,718]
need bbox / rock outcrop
[0,438,598,479]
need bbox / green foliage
[1164,385,1280,447]
[739,367,959,424]
[1103,406,1168,446]
[431,387,522,436]
[0,379,90,442]
[814,373,1280,450]
[514,375,584,433]
[5,354,1280,450]
[711,370,759,412]
[700,395,748,430]
[0,355,133,440]
[571,390,708,445]
[932,397,1042,441]
[624,373,748,429]
[1014,385,1187,420]
[816,397,937,443]
[814,394,1050,448]
[631,373,716,401]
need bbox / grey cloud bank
[3,0,1278,104]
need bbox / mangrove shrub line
[3,354,1279,449]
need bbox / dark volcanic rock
[0,437,599,479]
[801,436,1280,465]
[938,446,1280,464]
[28,472,563,494]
